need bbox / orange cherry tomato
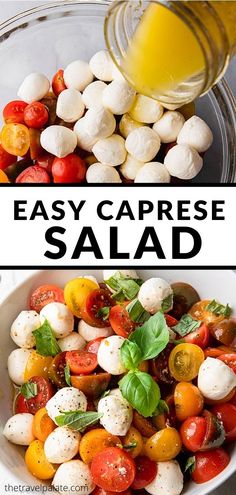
[1,123,30,156]
[174,382,204,421]
[144,427,182,461]
[64,277,98,318]
[0,169,10,183]
[25,440,56,480]
[188,300,225,327]
[32,407,56,442]
[168,343,205,382]
[79,429,122,464]
[123,426,143,458]
[24,351,53,382]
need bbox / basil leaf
[120,340,142,370]
[173,314,201,337]
[129,311,169,361]
[105,272,142,301]
[119,370,160,417]
[55,410,103,431]
[161,293,173,312]
[33,320,61,357]
[96,307,110,321]
[185,456,196,474]
[152,399,169,416]
[100,389,110,399]
[20,382,37,399]
[126,299,150,323]
[64,364,71,386]
[123,442,137,450]
[206,300,232,317]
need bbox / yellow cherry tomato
[188,300,225,327]
[64,277,98,318]
[169,343,205,382]
[24,350,53,382]
[144,427,182,461]
[79,428,122,464]
[32,408,56,442]
[174,381,204,421]
[1,123,30,156]
[0,170,10,183]
[123,426,143,458]
[25,440,56,480]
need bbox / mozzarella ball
[56,88,85,123]
[92,134,126,167]
[78,320,113,341]
[146,461,183,495]
[17,73,50,103]
[64,60,93,91]
[86,163,122,183]
[119,113,143,139]
[103,269,138,280]
[177,115,213,152]
[46,387,87,422]
[97,336,126,375]
[74,117,98,152]
[3,413,35,446]
[138,278,173,314]
[44,427,81,463]
[40,302,74,338]
[53,460,95,495]
[135,162,170,183]
[89,50,114,82]
[98,395,133,436]
[10,310,40,348]
[7,348,33,385]
[120,154,144,180]
[153,111,185,143]
[198,357,236,400]
[58,332,86,352]
[40,125,77,158]
[103,80,136,115]
[164,143,203,180]
[82,81,107,109]
[126,127,161,162]
[130,94,164,124]
[75,107,116,148]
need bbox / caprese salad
[3,271,236,495]
[0,50,213,184]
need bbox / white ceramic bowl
[0,269,235,493]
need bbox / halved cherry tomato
[217,353,236,373]
[21,376,54,415]
[66,350,97,375]
[180,416,207,452]
[3,100,27,124]
[48,351,67,388]
[168,343,205,381]
[84,289,115,328]
[24,351,53,382]
[0,169,10,183]
[85,337,104,354]
[15,393,29,413]
[123,426,143,458]
[52,69,67,96]
[91,447,136,492]
[24,102,48,129]
[15,165,51,183]
[64,277,98,318]
[29,128,43,160]
[79,429,122,464]
[109,305,135,338]
[174,382,204,421]
[0,144,16,170]
[144,427,182,461]
[25,440,56,480]
[131,456,157,489]
[210,319,236,350]
[170,282,200,320]
[133,411,157,438]
[165,314,178,327]
[211,403,236,442]
[36,153,54,173]
[1,123,30,156]
[191,448,230,483]
[188,300,225,327]
[71,372,111,399]
[30,284,64,313]
[201,410,225,450]
[32,407,56,442]
[52,154,86,183]
[183,323,210,349]
[150,343,175,385]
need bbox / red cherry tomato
[131,456,157,490]
[85,337,104,355]
[84,289,115,328]
[65,350,98,375]
[52,154,86,183]
[180,416,207,452]
[30,284,65,313]
[109,305,135,338]
[36,153,55,174]
[16,377,54,415]
[15,393,29,413]
[165,314,178,327]
[0,144,16,170]
[201,410,225,450]
[191,448,230,483]
[211,403,236,442]
[183,323,210,349]
[24,102,48,129]
[15,165,51,183]
[52,69,67,96]
[3,100,27,124]
[217,353,236,374]
[91,447,136,492]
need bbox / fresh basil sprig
[20,382,37,399]
[173,314,201,337]
[126,299,150,323]
[55,410,103,431]
[119,370,160,418]
[206,299,231,317]
[105,272,143,302]
[64,364,71,386]
[33,320,61,357]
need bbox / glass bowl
[0,0,235,183]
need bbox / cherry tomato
[150,343,175,385]
[64,277,98,318]
[191,448,230,483]
[85,337,104,354]
[1,123,30,156]
[165,314,178,327]
[25,440,56,480]
[170,282,200,320]
[144,427,182,461]
[0,169,10,183]
[133,411,157,438]
[217,353,236,373]
[204,347,226,358]
[123,426,143,459]
[109,305,135,338]
[174,382,204,421]
[66,350,98,375]
[29,128,43,160]
[32,407,56,442]
[15,393,29,413]
[30,284,64,313]
[201,410,225,450]
[40,94,57,125]
[84,289,115,328]
[91,447,136,492]
[52,69,67,96]
[210,319,236,350]
[24,351,53,382]
[71,372,111,399]
[183,323,210,349]
[180,416,207,452]
[24,377,54,414]
[24,102,48,129]
[131,456,157,489]
[79,429,122,464]
[3,100,27,124]
[36,153,54,173]
[52,153,86,183]
[0,144,16,170]
[211,403,236,442]
[15,165,51,183]
[188,300,225,327]
[48,352,67,388]
[168,343,205,381]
